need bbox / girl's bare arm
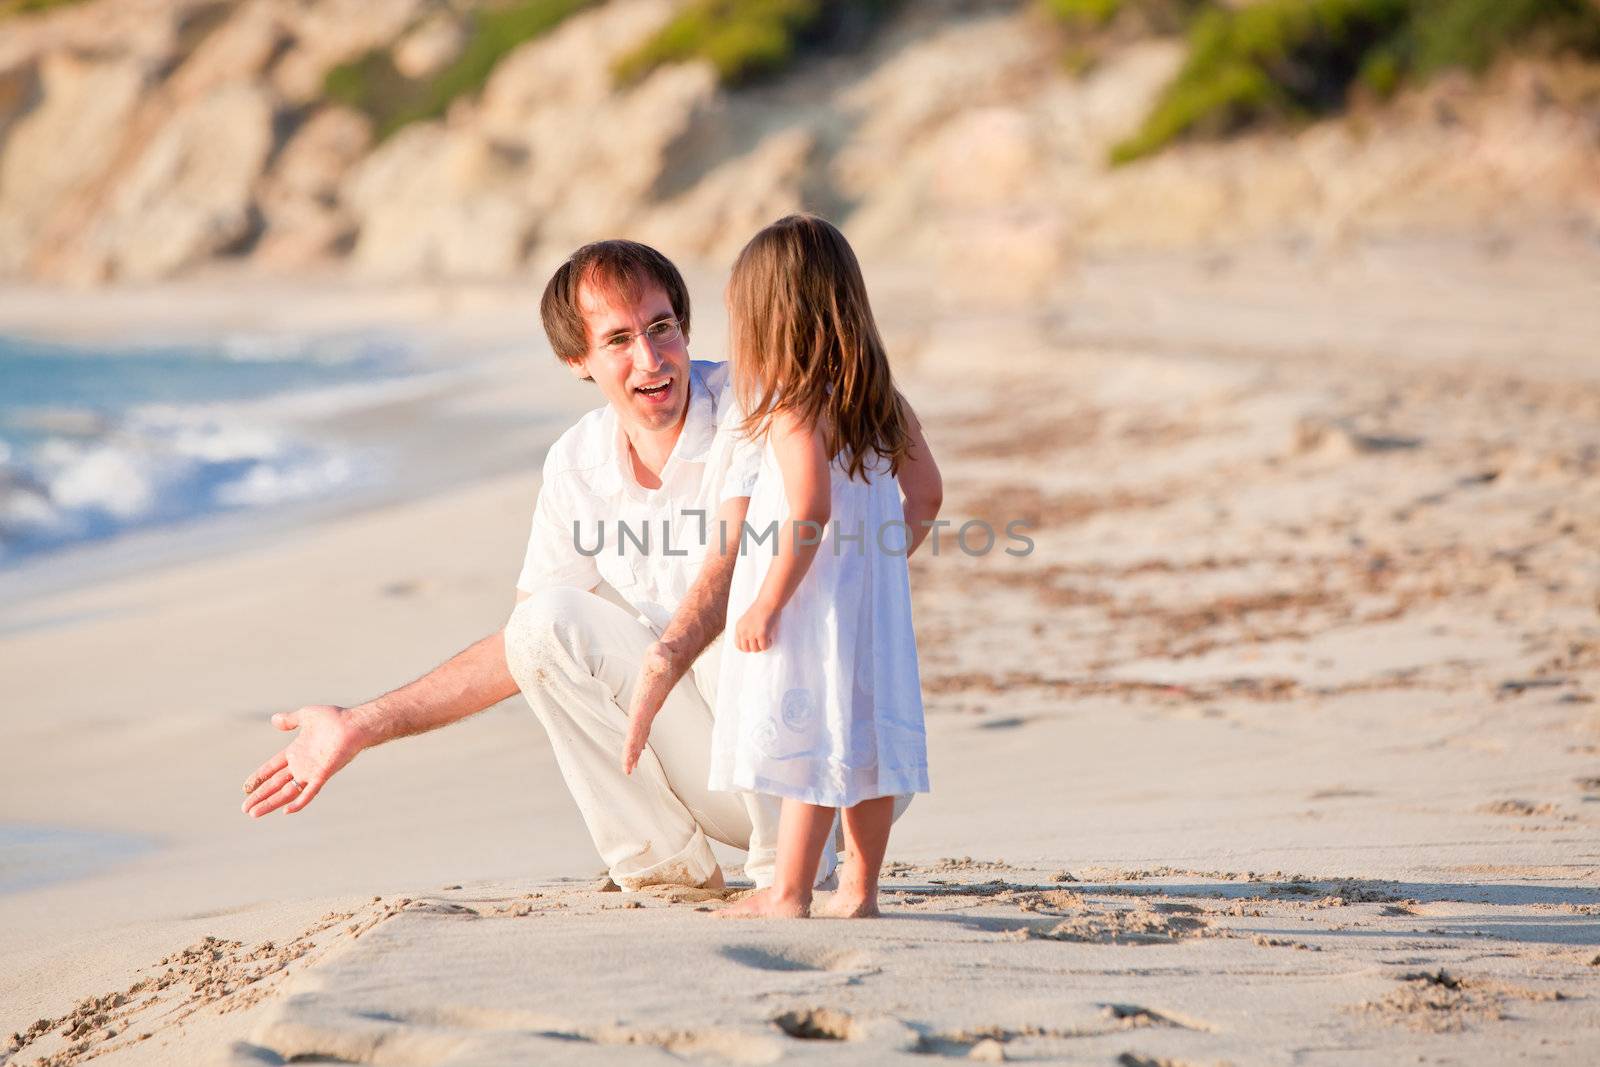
[898,399,943,556]
[750,406,833,617]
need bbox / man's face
[568,278,690,434]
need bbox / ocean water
[0,332,416,569]
[0,824,159,895]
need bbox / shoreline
[0,278,601,624]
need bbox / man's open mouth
[634,378,672,399]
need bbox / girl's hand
[735,602,778,653]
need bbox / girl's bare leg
[820,795,894,918]
[719,798,835,918]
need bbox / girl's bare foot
[814,852,880,917]
[815,886,879,918]
[716,887,810,918]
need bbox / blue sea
[0,824,159,895]
[0,332,421,570]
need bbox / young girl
[709,213,942,918]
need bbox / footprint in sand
[1100,1002,1206,1030]
[1352,969,1569,1032]
[719,944,875,973]
[242,1011,787,1067]
[769,1008,918,1050]
[975,715,1029,730]
[915,1004,1214,1059]
[380,579,422,597]
[772,1007,855,1039]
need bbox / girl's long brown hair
[728,214,911,481]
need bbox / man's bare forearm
[622,499,749,746]
[656,545,736,670]
[346,630,520,747]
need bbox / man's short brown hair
[539,240,692,366]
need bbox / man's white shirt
[516,359,760,635]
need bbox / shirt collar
[673,362,718,465]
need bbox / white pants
[503,586,844,890]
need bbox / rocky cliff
[0,0,1595,292]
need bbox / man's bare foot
[700,867,726,890]
[716,887,810,919]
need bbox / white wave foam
[0,331,438,568]
[47,444,156,519]
[0,408,374,564]
[215,453,356,508]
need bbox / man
[239,240,856,890]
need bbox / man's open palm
[241,705,365,818]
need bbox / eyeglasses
[595,317,682,355]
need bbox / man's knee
[503,586,597,692]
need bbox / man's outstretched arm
[241,626,521,818]
[622,496,748,773]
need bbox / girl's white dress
[709,435,930,808]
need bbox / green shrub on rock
[324,0,592,141]
[1095,0,1600,164]
[612,0,895,88]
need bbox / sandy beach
[3,237,1599,1065]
